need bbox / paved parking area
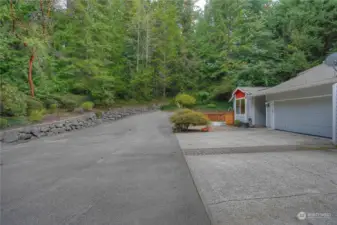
[176,128,337,224]
[176,128,334,154]
[185,150,337,225]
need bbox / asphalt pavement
[1,111,210,225]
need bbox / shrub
[95,111,103,119]
[48,94,86,111]
[93,97,115,107]
[43,98,58,109]
[170,109,210,132]
[60,98,77,112]
[0,118,9,129]
[50,104,58,113]
[26,97,44,113]
[29,109,45,122]
[175,93,196,108]
[175,108,193,115]
[81,101,94,111]
[197,91,210,104]
[207,103,217,108]
[234,119,241,127]
[0,84,27,116]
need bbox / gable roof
[254,64,337,96]
[229,86,268,101]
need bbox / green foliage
[43,99,58,109]
[170,109,210,132]
[81,101,94,111]
[175,108,193,115]
[28,109,45,122]
[175,94,196,108]
[49,94,86,111]
[160,104,178,111]
[1,0,336,122]
[207,103,217,109]
[95,111,103,119]
[197,91,210,104]
[49,104,58,114]
[0,118,9,129]
[234,120,241,127]
[26,97,44,113]
[0,84,27,116]
[60,98,77,112]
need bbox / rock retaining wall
[1,105,160,144]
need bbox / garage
[254,63,337,140]
[274,97,332,138]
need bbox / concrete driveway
[1,112,210,225]
[176,128,337,225]
[185,151,337,225]
[176,128,334,154]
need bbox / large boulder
[3,131,19,143]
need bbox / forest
[1,0,337,126]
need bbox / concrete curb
[180,148,216,225]
[183,144,337,155]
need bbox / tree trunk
[28,54,35,97]
[10,0,15,33]
[163,52,166,98]
[136,17,140,72]
[145,16,149,68]
[40,0,45,35]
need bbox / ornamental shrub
[175,94,196,108]
[170,109,209,132]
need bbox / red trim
[234,90,245,99]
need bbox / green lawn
[161,100,232,112]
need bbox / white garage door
[274,97,332,138]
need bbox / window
[236,99,245,114]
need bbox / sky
[195,0,206,10]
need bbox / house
[230,63,337,142]
[229,87,269,126]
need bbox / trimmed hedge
[170,109,210,132]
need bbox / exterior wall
[246,95,252,123]
[333,84,337,144]
[253,95,266,126]
[266,83,332,102]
